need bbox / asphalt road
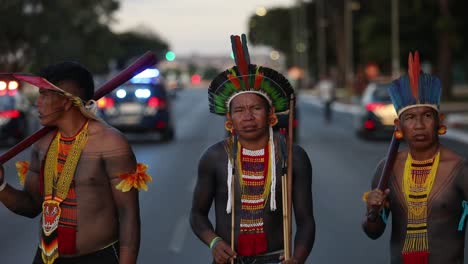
[1,89,468,263]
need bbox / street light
[256,7,267,17]
[165,51,176,61]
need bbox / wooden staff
[0,51,157,165]
[367,128,400,222]
[283,94,295,260]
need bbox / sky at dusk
[112,0,295,56]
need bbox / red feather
[228,74,241,89]
[408,51,420,100]
[254,72,264,90]
[233,35,249,88]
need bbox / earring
[394,130,403,139]
[225,120,234,133]
[269,115,278,126]
[438,125,447,135]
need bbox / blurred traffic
[353,81,397,139]
[1,0,468,263]
[97,68,175,141]
[0,78,37,146]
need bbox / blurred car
[353,81,397,139]
[0,79,30,145]
[97,69,175,141]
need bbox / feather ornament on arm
[115,163,153,192]
[15,160,29,186]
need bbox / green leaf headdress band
[208,34,294,115]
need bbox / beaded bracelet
[209,236,222,249]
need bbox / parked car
[353,81,397,139]
[0,79,31,145]
[97,69,175,141]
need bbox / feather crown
[388,51,441,116]
[208,34,294,115]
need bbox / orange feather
[408,51,420,100]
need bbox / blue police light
[135,88,151,99]
[130,69,160,84]
[116,89,127,99]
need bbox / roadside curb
[299,92,468,145]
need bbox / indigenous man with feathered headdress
[0,61,152,263]
[190,34,315,264]
[363,52,468,263]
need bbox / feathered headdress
[212,34,292,214]
[208,34,294,115]
[388,51,441,116]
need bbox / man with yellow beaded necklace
[363,52,468,264]
[0,62,149,263]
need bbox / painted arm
[105,136,140,264]
[190,146,218,245]
[0,146,43,218]
[362,160,389,239]
[291,145,315,263]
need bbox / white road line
[169,216,189,253]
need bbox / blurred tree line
[0,0,169,74]
[248,0,468,99]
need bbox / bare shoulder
[439,145,463,162]
[200,140,227,162]
[396,149,409,162]
[33,129,57,152]
[87,120,131,151]
[292,144,308,155]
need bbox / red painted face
[227,93,270,141]
[399,106,439,150]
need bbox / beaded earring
[394,130,404,139]
[269,115,278,126]
[437,125,447,135]
[225,120,234,133]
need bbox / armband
[209,237,222,249]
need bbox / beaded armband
[458,200,468,231]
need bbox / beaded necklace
[237,144,271,256]
[402,151,440,264]
[41,122,89,264]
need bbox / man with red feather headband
[190,34,315,264]
[363,52,468,263]
[0,61,152,263]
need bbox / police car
[97,69,175,141]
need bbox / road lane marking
[169,216,189,253]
